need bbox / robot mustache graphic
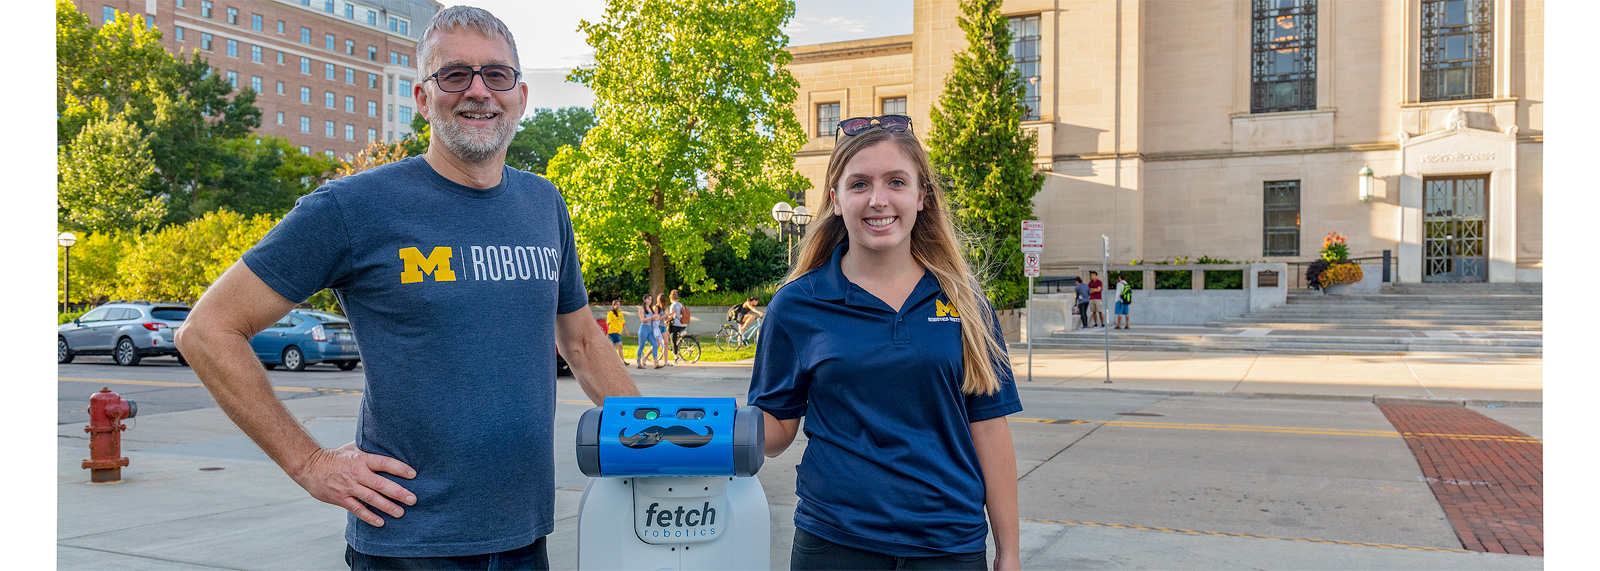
[619,425,714,449]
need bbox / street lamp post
[57,232,77,313]
[790,206,811,265]
[771,201,794,267]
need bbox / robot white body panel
[576,475,769,571]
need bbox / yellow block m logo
[399,247,457,283]
[936,299,960,318]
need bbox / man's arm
[760,411,801,458]
[971,416,1020,571]
[176,261,416,528]
[554,306,641,405]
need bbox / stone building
[76,0,441,159]
[785,0,1543,284]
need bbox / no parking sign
[1023,252,1040,277]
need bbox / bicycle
[715,317,760,351]
[670,329,702,364]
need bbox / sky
[445,0,913,113]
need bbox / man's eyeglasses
[835,115,913,139]
[424,65,522,93]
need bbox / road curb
[1013,384,1542,407]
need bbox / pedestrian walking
[747,114,1022,571]
[174,7,640,569]
[1114,275,1132,329]
[1073,277,1090,330]
[636,294,663,369]
[606,299,629,364]
[667,290,688,364]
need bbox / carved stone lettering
[1420,152,1495,163]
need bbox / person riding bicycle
[733,296,765,342]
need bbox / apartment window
[388,76,394,94]
[387,104,394,121]
[399,79,413,95]
[367,10,377,25]
[346,40,355,55]
[368,73,378,89]
[368,101,377,116]
[816,103,840,137]
[251,76,262,93]
[276,81,284,95]
[389,51,398,65]
[277,21,284,35]
[226,39,238,57]
[226,71,237,88]
[300,86,311,103]
[226,7,237,25]
[345,96,355,112]
[178,0,185,7]
[368,128,377,143]
[325,34,335,51]
[399,106,413,124]
[400,55,409,67]
[345,124,355,141]
[252,14,262,31]
[387,131,395,142]
[176,26,184,41]
[1422,0,1493,101]
[201,33,213,51]
[251,45,262,62]
[102,6,115,25]
[325,63,335,80]
[400,20,409,35]
[325,120,335,137]
[325,150,335,157]
[301,57,310,74]
[300,116,310,133]
[368,46,377,61]
[201,1,212,18]
[325,91,335,108]
[324,0,335,13]
[301,27,311,44]
[277,51,285,65]
[388,17,398,31]
[1008,15,1042,121]
[1251,0,1317,113]
[1263,181,1301,257]
[344,3,354,18]
[145,15,154,29]
[882,97,907,116]
[300,146,310,154]
[276,111,284,125]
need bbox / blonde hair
[785,127,1007,395]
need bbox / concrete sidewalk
[56,349,1542,570]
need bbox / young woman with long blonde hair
[747,115,1021,570]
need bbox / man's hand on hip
[293,442,418,527]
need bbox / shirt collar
[810,242,944,311]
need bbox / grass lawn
[609,336,757,363]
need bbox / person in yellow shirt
[606,299,629,365]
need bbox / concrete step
[1382,284,1543,294]
[1036,333,1542,356]
[1207,320,1544,332]
[1248,308,1544,317]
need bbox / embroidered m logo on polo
[936,299,960,318]
[399,246,457,283]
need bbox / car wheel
[114,337,141,366]
[336,360,358,371]
[282,346,306,372]
[58,337,75,364]
[177,354,189,366]
[263,363,277,370]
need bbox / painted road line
[1008,416,1542,443]
[59,377,361,395]
[1024,519,1471,553]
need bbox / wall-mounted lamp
[1358,164,1375,202]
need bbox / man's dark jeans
[789,528,986,570]
[1077,302,1090,328]
[345,537,547,571]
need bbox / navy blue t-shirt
[242,156,588,557]
[747,243,1023,557]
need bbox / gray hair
[417,6,521,75]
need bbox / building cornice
[1052,143,1406,164]
[787,35,913,64]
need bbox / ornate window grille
[1263,181,1301,257]
[1008,15,1042,121]
[1421,0,1493,102]
[1252,0,1317,113]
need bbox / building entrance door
[1423,175,1488,282]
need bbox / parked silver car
[59,302,190,366]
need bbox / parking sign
[1021,220,1043,253]
[1023,252,1040,277]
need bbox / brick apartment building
[76,0,442,159]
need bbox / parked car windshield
[301,310,349,323]
[150,308,190,321]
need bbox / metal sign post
[1102,235,1111,384]
[1021,221,1043,383]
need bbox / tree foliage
[114,211,279,302]
[507,107,596,175]
[58,112,166,233]
[925,0,1044,306]
[547,0,809,295]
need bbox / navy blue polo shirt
[748,243,1023,557]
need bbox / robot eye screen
[633,408,660,420]
[676,409,705,420]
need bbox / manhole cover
[1115,412,1163,417]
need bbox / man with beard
[175,7,639,569]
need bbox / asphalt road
[57,361,1544,568]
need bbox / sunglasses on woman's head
[834,115,913,139]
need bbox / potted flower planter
[1323,282,1353,295]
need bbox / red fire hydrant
[83,387,137,483]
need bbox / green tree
[59,231,133,307]
[926,0,1044,306]
[57,112,166,233]
[190,136,338,218]
[507,107,596,175]
[547,0,809,295]
[116,211,278,302]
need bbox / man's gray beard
[433,113,515,164]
